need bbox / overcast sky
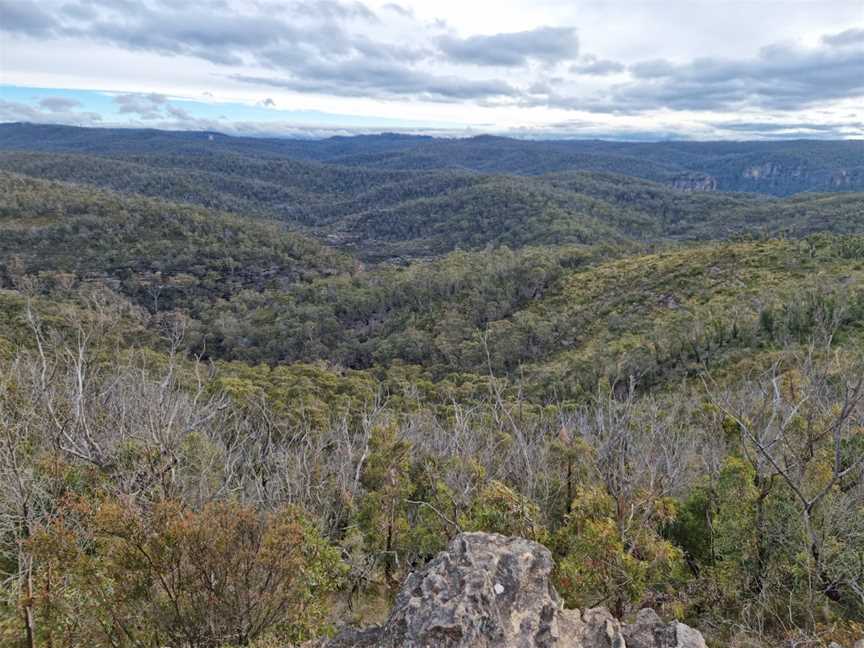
[1,0,863,139]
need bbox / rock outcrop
[319,532,707,648]
[622,609,706,648]
[668,173,718,192]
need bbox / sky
[1,0,863,140]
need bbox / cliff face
[668,173,718,192]
[733,161,862,194]
[666,163,864,195]
[318,532,707,648]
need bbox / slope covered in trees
[3,123,863,195]
[4,171,864,398]
[0,172,352,313]
[2,148,864,262]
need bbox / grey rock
[623,609,674,648]
[580,607,625,648]
[668,173,718,192]
[672,623,707,648]
[319,532,708,648]
[622,608,706,648]
[323,532,580,648]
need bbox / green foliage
[213,361,379,430]
[666,486,714,568]
[460,480,549,544]
[555,487,685,616]
[27,498,344,647]
[0,172,352,315]
[356,425,414,585]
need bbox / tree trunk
[23,558,36,648]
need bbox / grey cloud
[79,10,291,66]
[708,120,864,139]
[46,0,429,74]
[349,36,432,64]
[293,0,377,22]
[166,105,192,120]
[382,3,412,17]
[570,57,625,76]
[38,96,83,112]
[605,41,864,113]
[110,93,203,124]
[7,1,864,117]
[60,3,97,21]
[0,0,58,36]
[439,27,579,66]
[0,99,102,125]
[628,59,679,79]
[527,80,553,95]
[233,63,516,100]
[822,28,864,47]
[0,2,581,107]
[114,93,168,119]
[20,1,343,66]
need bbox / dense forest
[1,125,863,648]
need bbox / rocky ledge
[317,532,706,648]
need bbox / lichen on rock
[317,532,707,648]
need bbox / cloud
[2,1,863,123]
[4,92,860,142]
[114,92,168,119]
[166,105,192,120]
[38,96,83,112]
[82,9,291,66]
[382,3,412,17]
[7,1,453,102]
[292,0,377,22]
[570,57,625,76]
[628,59,678,79]
[0,99,102,125]
[822,28,864,47]
[710,120,864,138]
[4,1,344,66]
[111,92,195,123]
[598,40,864,113]
[59,2,97,21]
[439,27,579,66]
[0,0,58,36]
[234,65,516,101]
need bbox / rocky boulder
[318,532,706,648]
[622,609,706,648]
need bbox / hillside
[3,123,863,195]
[184,237,864,398]
[2,146,863,263]
[354,137,864,195]
[0,172,352,313]
[3,173,862,398]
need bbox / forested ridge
[2,123,863,195]
[1,125,863,648]
[2,146,864,262]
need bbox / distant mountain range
[2,123,863,195]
